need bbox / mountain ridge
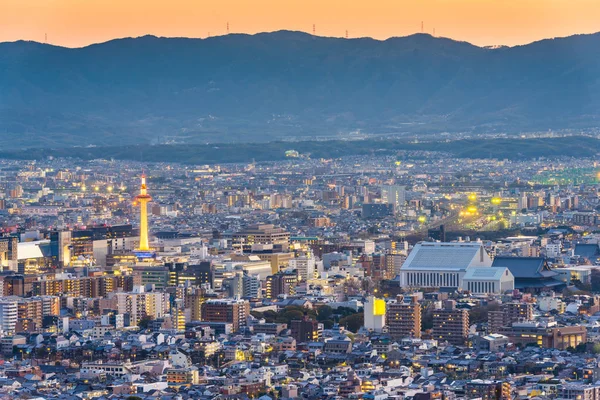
[1,30,600,149]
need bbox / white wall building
[290,253,316,282]
[364,296,386,332]
[0,300,18,335]
[399,242,493,290]
[545,243,562,258]
[462,267,514,294]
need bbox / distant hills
[1,31,600,149]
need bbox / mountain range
[1,31,600,149]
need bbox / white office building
[290,253,316,282]
[399,242,493,290]
[545,243,562,258]
[381,185,406,208]
[0,300,18,335]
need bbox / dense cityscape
[0,152,598,399]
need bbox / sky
[2,0,600,48]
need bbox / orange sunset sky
[2,0,600,48]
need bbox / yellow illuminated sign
[374,299,386,316]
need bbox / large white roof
[401,242,491,271]
[463,267,512,281]
[18,240,49,260]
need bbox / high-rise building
[488,302,534,334]
[289,253,316,282]
[381,185,406,209]
[15,297,43,331]
[0,236,18,272]
[242,273,260,298]
[222,270,260,299]
[386,294,421,339]
[222,271,244,299]
[265,271,298,299]
[111,291,169,326]
[432,300,469,345]
[290,316,322,343]
[0,300,18,335]
[201,299,250,332]
[364,296,386,332]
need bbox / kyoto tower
[135,175,152,251]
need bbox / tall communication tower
[227,22,230,34]
[134,175,152,252]
[313,24,316,36]
[45,33,47,43]
[421,21,424,33]
[345,30,349,39]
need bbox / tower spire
[134,174,152,251]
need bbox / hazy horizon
[3,0,600,48]
[4,29,600,50]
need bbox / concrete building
[432,300,469,345]
[488,302,534,334]
[290,316,322,343]
[364,296,386,332]
[386,294,421,339]
[110,291,169,326]
[465,380,511,400]
[201,299,250,332]
[362,203,395,219]
[233,224,290,252]
[399,242,493,289]
[561,384,600,400]
[0,300,18,335]
[265,271,297,299]
[473,333,510,352]
[381,185,406,208]
[289,253,316,282]
[0,236,18,272]
[498,318,586,350]
[462,267,514,294]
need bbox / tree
[317,306,333,322]
[339,313,364,333]
[137,316,154,330]
[469,303,500,324]
[422,308,435,330]
[281,310,304,324]
[322,319,334,329]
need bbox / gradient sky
[2,0,600,48]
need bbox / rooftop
[401,242,492,271]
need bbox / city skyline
[3,0,600,47]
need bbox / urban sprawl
[1,153,600,400]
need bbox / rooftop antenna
[313,24,316,36]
